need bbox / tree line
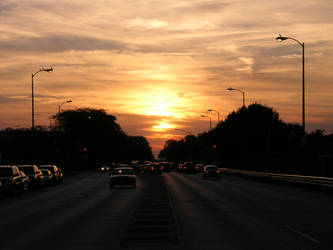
[0,108,154,170]
[159,103,333,177]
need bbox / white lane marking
[286,225,321,244]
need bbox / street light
[31,67,53,129]
[58,99,72,128]
[276,34,305,132]
[207,109,220,123]
[200,115,211,129]
[227,87,245,107]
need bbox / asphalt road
[0,171,332,250]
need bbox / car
[177,164,183,172]
[150,162,163,174]
[182,162,196,174]
[58,168,64,183]
[17,165,44,189]
[160,162,171,172]
[38,165,63,184]
[19,171,30,191]
[109,167,136,188]
[0,165,25,195]
[40,169,53,185]
[195,164,204,172]
[143,163,152,173]
[202,165,221,179]
[100,164,110,173]
[100,162,117,174]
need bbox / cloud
[1,0,333,157]
[0,34,127,53]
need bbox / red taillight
[151,167,154,171]
[161,166,164,170]
[217,170,220,174]
[195,166,198,169]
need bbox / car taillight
[184,166,187,169]
[217,170,220,174]
[195,166,198,169]
[151,167,154,171]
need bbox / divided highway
[0,171,332,250]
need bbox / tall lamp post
[227,87,245,107]
[200,115,211,129]
[207,109,220,123]
[276,34,305,132]
[58,99,72,127]
[31,67,53,129]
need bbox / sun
[129,87,185,118]
[152,121,175,132]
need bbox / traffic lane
[0,172,147,250]
[166,172,332,250]
[0,171,110,226]
[0,171,102,212]
[189,172,333,246]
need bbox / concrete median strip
[121,175,178,246]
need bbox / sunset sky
[1,0,333,156]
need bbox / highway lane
[0,171,332,250]
[166,172,333,250]
[0,171,147,250]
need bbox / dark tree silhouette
[159,103,333,176]
[0,108,154,170]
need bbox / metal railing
[222,168,333,189]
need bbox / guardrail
[222,168,333,189]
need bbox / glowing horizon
[1,0,333,157]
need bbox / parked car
[17,165,44,189]
[110,167,136,188]
[58,168,64,183]
[202,165,221,179]
[19,171,30,191]
[0,165,25,195]
[38,165,63,184]
[40,169,53,185]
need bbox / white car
[109,167,136,189]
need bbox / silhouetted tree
[0,108,154,170]
[159,103,333,175]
